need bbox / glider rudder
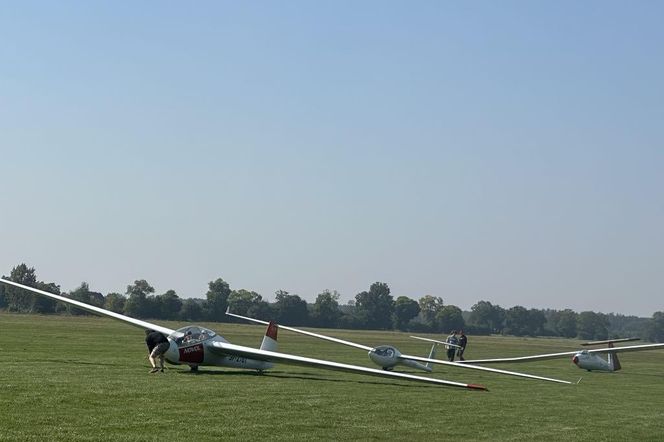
[260,321,279,352]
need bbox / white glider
[460,338,664,372]
[226,310,573,384]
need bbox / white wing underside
[0,278,176,336]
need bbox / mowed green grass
[1,314,664,441]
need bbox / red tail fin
[260,321,279,352]
[266,321,278,340]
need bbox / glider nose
[572,355,579,365]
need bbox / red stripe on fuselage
[179,344,204,363]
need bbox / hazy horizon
[1,2,662,317]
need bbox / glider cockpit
[171,326,217,347]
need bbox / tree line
[1,263,663,342]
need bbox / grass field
[1,313,663,441]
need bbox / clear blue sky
[1,1,662,316]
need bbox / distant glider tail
[425,344,437,370]
[607,341,622,371]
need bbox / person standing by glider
[145,329,169,373]
[445,330,459,362]
[457,330,468,361]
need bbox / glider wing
[462,343,664,364]
[0,278,176,336]
[226,310,373,351]
[208,340,486,390]
[397,352,572,384]
[410,335,461,349]
[587,343,664,355]
[460,351,581,364]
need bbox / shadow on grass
[174,368,467,390]
[41,358,126,367]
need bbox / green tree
[418,295,444,328]
[469,301,505,333]
[247,300,275,320]
[3,264,57,313]
[577,311,609,340]
[274,290,309,325]
[527,309,547,336]
[354,282,395,330]
[179,298,205,321]
[33,281,59,313]
[206,278,231,322]
[124,280,155,319]
[552,309,578,338]
[227,289,263,317]
[393,296,420,330]
[0,283,6,309]
[68,282,94,315]
[504,306,531,336]
[311,290,342,328]
[157,289,182,320]
[437,305,465,332]
[644,312,664,343]
[3,264,38,312]
[104,292,126,313]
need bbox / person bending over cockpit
[145,329,169,373]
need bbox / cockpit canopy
[170,326,216,347]
[373,347,396,357]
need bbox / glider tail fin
[425,343,437,370]
[607,341,622,371]
[260,321,279,352]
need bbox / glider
[226,310,573,384]
[460,337,664,372]
[0,278,486,389]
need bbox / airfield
[1,313,663,441]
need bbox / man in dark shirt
[145,330,169,373]
[457,330,468,361]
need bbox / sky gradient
[1,1,662,316]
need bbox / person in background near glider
[445,330,459,362]
[145,329,169,373]
[457,330,468,361]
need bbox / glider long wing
[461,351,581,364]
[461,343,664,364]
[588,343,664,354]
[226,310,373,351]
[228,311,572,384]
[395,352,572,384]
[0,278,175,336]
[208,341,486,390]
[410,335,461,349]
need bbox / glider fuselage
[572,350,614,372]
[163,325,272,371]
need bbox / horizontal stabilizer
[581,338,640,346]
